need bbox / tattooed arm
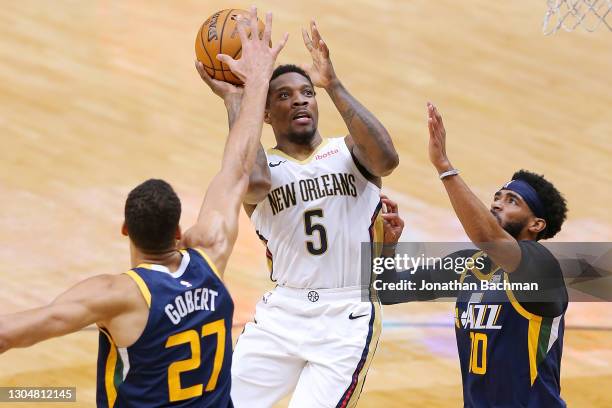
[301,21,398,177]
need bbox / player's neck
[274,133,323,161]
[130,246,183,271]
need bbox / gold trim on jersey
[125,270,151,308]
[467,251,499,281]
[343,301,382,408]
[192,247,222,280]
[504,272,539,321]
[100,328,118,407]
[504,272,544,385]
[371,212,385,259]
[267,138,330,164]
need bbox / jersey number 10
[304,209,328,255]
[469,331,488,375]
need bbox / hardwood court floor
[0,1,610,406]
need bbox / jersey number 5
[304,209,328,255]
[165,319,226,402]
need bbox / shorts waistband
[273,285,368,302]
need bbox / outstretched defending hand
[301,20,337,89]
[216,6,288,86]
[427,102,452,173]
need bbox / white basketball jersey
[250,137,382,289]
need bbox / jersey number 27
[165,319,226,402]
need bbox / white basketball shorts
[231,286,382,408]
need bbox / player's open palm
[217,6,288,85]
[427,102,451,170]
[301,20,337,89]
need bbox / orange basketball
[195,9,265,85]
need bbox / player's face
[490,190,532,239]
[265,72,319,145]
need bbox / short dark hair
[511,170,567,240]
[270,64,313,85]
[125,179,181,252]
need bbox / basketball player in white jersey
[199,20,398,407]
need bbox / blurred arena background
[0,0,610,406]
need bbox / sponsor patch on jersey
[315,148,339,161]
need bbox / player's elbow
[244,176,271,205]
[472,233,515,250]
[383,151,400,175]
[373,151,399,177]
[0,320,12,353]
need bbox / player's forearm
[244,145,271,205]
[224,95,241,129]
[0,306,77,351]
[440,172,510,245]
[326,80,398,176]
[220,83,269,182]
[223,92,271,204]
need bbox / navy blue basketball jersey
[96,248,234,408]
[455,250,566,407]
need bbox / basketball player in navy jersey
[0,8,287,407]
[378,103,569,407]
[199,19,398,408]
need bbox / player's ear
[264,109,271,124]
[175,225,182,241]
[528,218,546,235]
[121,221,129,237]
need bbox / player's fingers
[437,111,445,130]
[427,103,435,121]
[271,32,289,57]
[320,40,330,58]
[216,54,236,68]
[194,60,207,78]
[248,6,259,40]
[302,28,314,51]
[311,20,321,47]
[195,60,213,82]
[381,213,401,223]
[235,16,249,44]
[383,198,399,214]
[428,118,436,138]
[433,105,443,122]
[263,12,272,45]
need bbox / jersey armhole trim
[99,327,119,408]
[342,136,381,191]
[125,270,151,308]
[192,247,223,280]
[504,272,542,322]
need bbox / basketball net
[543,0,612,34]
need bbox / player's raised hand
[427,102,452,172]
[381,194,404,245]
[195,60,243,102]
[301,20,337,89]
[216,6,288,86]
